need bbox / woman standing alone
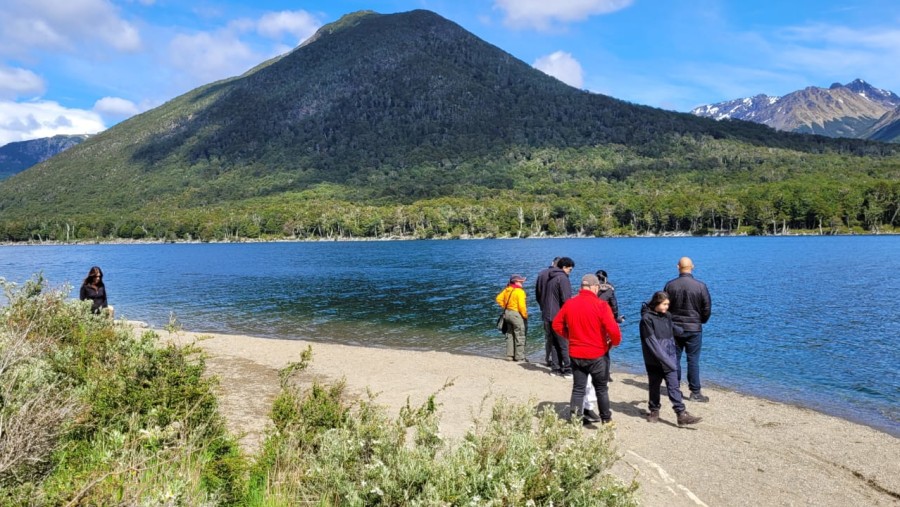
[80,266,114,317]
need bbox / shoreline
[155,326,900,507]
[151,328,900,439]
[2,229,898,247]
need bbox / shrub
[0,276,244,506]
[247,353,638,506]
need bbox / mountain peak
[693,79,900,140]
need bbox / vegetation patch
[0,275,636,505]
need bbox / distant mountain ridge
[691,79,900,142]
[0,134,90,179]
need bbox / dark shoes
[677,411,702,426]
[646,410,660,423]
[582,409,603,424]
[688,391,710,402]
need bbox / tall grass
[1,276,637,505]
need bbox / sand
[154,327,899,507]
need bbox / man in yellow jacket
[496,274,528,361]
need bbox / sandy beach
[157,328,899,507]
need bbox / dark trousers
[570,355,611,421]
[548,327,572,374]
[675,331,703,394]
[646,363,685,414]
[543,320,558,367]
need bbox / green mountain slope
[0,9,897,240]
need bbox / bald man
[663,257,712,402]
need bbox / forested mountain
[0,134,90,179]
[0,10,897,242]
[692,79,900,140]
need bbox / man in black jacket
[535,257,561,368]
[664,257,712,402]
[539,257,575,377]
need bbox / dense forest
[3,137,897,242]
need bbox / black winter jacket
[640,303,683,373]
[663,273,711,333]
[539,267,572,323]
[80,283,108,314]
[597,283,619,320]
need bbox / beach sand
[156,328,899,507]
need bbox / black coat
[539,267,572,323]
[597,283,619,320]
[663,273,711,333]
[640,303,683,373]
[80,283,108,314]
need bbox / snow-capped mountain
[691,79,900,141]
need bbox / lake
[1,236,897,436]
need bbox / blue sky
[2,0,900,146]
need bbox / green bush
[0,276,244,506]
[1,277,637,506]
[247,357,638,506]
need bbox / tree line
[3,176,896,242]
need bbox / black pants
[570,355,611,421]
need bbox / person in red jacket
[552,273,622,424]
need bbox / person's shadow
[620,377,649,390]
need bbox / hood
[547,267,568,280]
[641,302,665,317]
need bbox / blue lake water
[1,237,897,436]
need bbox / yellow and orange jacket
[495,284,528,319]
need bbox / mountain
[867,108,900,142]
[691,79,900,140]
[0,134,90,179]
[0,10,896,242]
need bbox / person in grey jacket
[640,291,701,426]
[663,257,712,402]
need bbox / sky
[2,0,900,146]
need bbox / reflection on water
[0,236,897,436]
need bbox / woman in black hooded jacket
[640,291,701,426]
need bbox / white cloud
[533,51,584,88]
[166,10,322,90]
[257,11,321,44]
[0,66,46,99]
[169,32,258,85]
[0,0,141,56]
[769,24,900,89]
[0,100,105,146]
[93,96,142,120]
[494,0,633,30]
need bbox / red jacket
[552,289,622,359]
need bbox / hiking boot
[582,408,603,424]
[646,410,659,423]
[688,391,710,402]
[677,411,702,426]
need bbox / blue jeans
[675,331,703,394]
[570,356,611,421]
